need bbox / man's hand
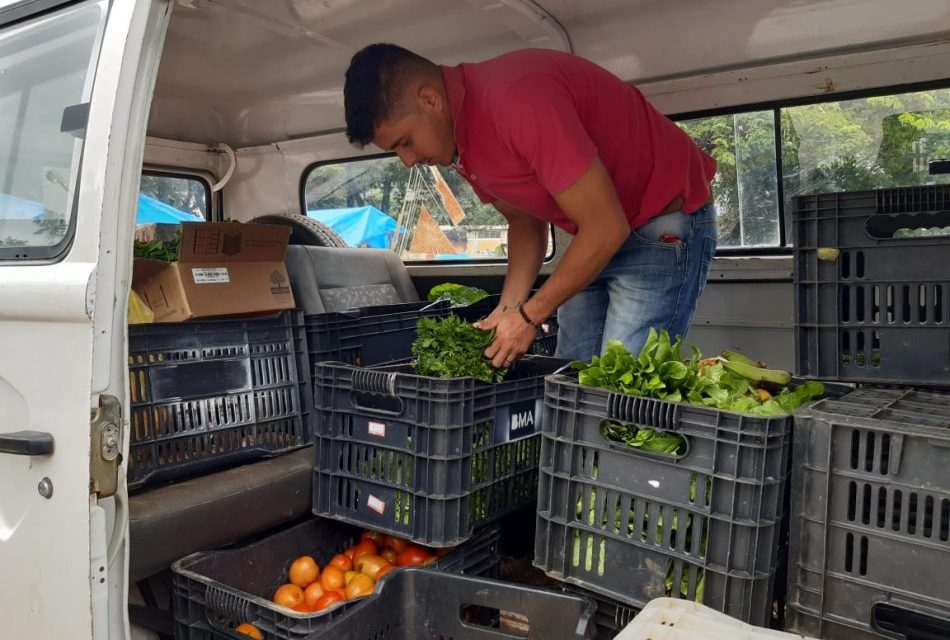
[474,309,536,368]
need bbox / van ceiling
[148,0,950,148]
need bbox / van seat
[284,245,419,313]
[128,447,312,582]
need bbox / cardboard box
[132,222,295,322]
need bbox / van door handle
[0,430,54,456]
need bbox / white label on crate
[367,495,386,514]
[367,421,386,438]
[191,267,230,284]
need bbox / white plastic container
[615,598,821,640]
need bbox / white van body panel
[0,0,169,638]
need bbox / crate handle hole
[872,602,950,640]
[460,604,528,638]
[865,210,950,240]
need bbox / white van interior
[2,1,949,639]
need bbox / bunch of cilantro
[412,315,505,383]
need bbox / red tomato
[345,573,376,599]
[384,535,409,553]
[352,539,378,560]
[397,545,434,567]
[361,530,385,543]
[328,553,353,572]
[356,554,392,580]
[313,591,344,611]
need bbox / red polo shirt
[441,50,716,233]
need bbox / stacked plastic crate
[127,310,313,490]
[785,185,950,639]
[533,371,801,636]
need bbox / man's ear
[417,84,444,112]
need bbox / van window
[679,111,780,249]
[782,88,950,206]
[0,3,105,259]
[302,157,554,261]
[678,87,950,251]
[139,172,210,221]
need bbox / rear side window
[139,172,210,221]
[0,2,106,260]
[302,157,554,261]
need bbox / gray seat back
[284,245,419,313]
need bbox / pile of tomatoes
[235,529,450,638]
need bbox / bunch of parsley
[412,315,505,383]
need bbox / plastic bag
[128,289,155,325]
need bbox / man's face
[372,86,455,168]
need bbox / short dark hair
[344,43,439,147]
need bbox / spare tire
[249,212,349,248]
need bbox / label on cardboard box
[191,267,230,284]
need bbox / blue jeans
[554,203,717,361]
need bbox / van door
[0,1,168,638]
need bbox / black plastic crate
[305,300,449,367]
[302,567,595,640]
[793,185,950,387]
[534,373,806,627]
[172,517,501,640]
[786,387,950,640]
[312,356,570,547]
[127,310,311,491]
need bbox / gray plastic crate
[786,387,950,640]
[534,373,807,627]
[312,356,569,547]
[793,185,950,387]
[127,310,311,491]
[172,517,500,640]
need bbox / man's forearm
[498,212,548,309]
[524,224,627,322]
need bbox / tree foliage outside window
[678,88,950,249]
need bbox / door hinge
[90,395,122,498]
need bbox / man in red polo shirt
[344,44,718,367]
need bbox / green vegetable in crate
[572,329,825,415]
[412,315,505,383]
[427,282,489,306]
[133,233,181,261]
[601,422,686,456]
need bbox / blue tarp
[136,193,203,224]
[307,206,401,249]
[0,193,45,219]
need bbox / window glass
[782,89,950,210]
[679,111,780,248]
[303,157,553,260]
[0,3,105,257]
[139,173,209,221]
